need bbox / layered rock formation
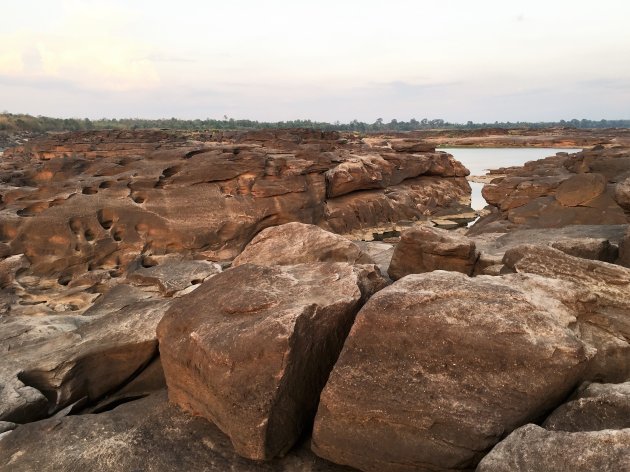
[470,145,630,235]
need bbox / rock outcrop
[476,424,630,472]
[470,145,630,235]
[312,271,591,472]
[157,262,386,460]
[388,225,477,279]
[233,222,375,266]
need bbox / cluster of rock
[470,145,630,234]
[1,133,629,471]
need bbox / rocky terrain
[0,129,629,471]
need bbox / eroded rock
[476,424,630,472]
[543,381,630,432]
[233,222,375,267]
[0,392,352,471]
[157,262,387,460]
[312,271,591,472]
[388,226,477,279]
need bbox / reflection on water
[441,147,582,210]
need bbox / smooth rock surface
[312,271,591,472]
[476,424,630,472]
[157,262,387,460]
[233,223,375,267]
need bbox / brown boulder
[543,381,630,432]
[157,262,386,461]
[388,226,477,279]
[312,271,591,472]
[555,173,607,207]
[503,244,630,381]
[476,424,630,472]
[232,222,375,267]
[615,176,630,210]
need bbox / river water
[441,148,583,210]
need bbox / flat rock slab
[233,222,375,267]
[0,392,353,472]
[476,424,630,472]
[312,271,591,472]
[543,381,630,432]
[555,173,607,207]
[157,262,386,461]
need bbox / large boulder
[0,392,352,472]
[476,424,630,472]
[555,173,607,207]
[157,262,387,461]
[388,226,477,279]
[312,271,592,472]
[232,222,375,266]
[543,381,630,432]
[503,244,630,381]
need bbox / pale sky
[1,0,629,122]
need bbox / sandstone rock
[232,222,375,267]
[0,285,170,423]
[471,146,630,235]
[157,262,387,461]
[0,392,351,471]
[503,244,630,381]
[555,173,607,207]
[127,259,222,296]
[615,176,630,210]
[312,271,591,472]
[543,381,630,432]
[618,227,630,268]
[0,129,472,273]
[388,226,477,279]
[476,424,630,472]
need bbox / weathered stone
[476,424,630,472]
[157,262,386,461]
[555,173,607,207]
[312,271,591,472]
[503,244,630,381]
[543,381,630,432]
[388,226,477,279]
[0,285,170,423]
[615,176,630,210]
[618,227,630,268]
[0,392,352,471]
[233,223,375,267]
[127,259,222,296]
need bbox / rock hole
[69,217,82,234]
[112,230,123,242]
[82,187,98,195]
[84,229,96,242]
[97,209,115,230]
[132,194,146,204]
[162,165,182,178]
[58,274,72,286]
[99,181,114,189]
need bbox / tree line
[1,112,629,133]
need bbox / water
[441,148,583,210]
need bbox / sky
[1,0,629,123]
